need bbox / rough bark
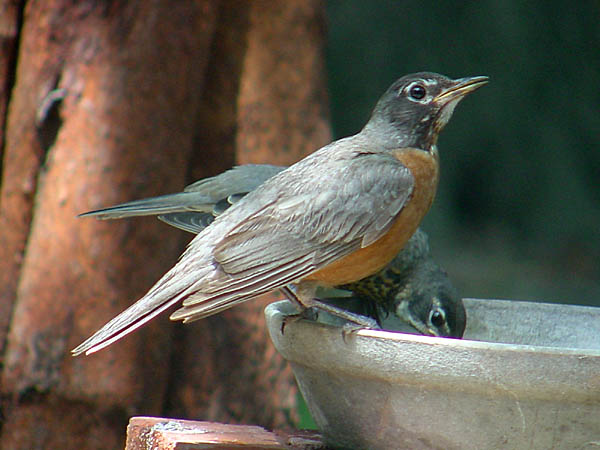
[0,0,21,171]
[0,1,218,447]
[0,0,28,356]
[0,0,330,447]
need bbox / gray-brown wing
[184,164,284,196]
[171,152,414,321]
[158,165,285,232]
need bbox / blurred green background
[325,0,600,307]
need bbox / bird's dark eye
[429,309,446,328]
[409,84,426,100]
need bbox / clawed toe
[340,319,380,343]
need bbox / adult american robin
[73,72,485,355]
[80,164,466,338]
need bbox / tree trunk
[0,0,330,448]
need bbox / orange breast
[304,148,439,286]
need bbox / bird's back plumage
[73,134,414,354]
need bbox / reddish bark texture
[0,0,330,448]
[236,0,331,165]
[0,0,28,356]
[0,0,21,166]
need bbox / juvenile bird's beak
[395,299,439,337]
[435,76,489,103]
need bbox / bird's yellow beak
[435,75,489,103]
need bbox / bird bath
[265,298,600,450]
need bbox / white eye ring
[406,82,427,102]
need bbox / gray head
[364,72,488,151]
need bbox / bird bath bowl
[265,299,600,450]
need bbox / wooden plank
[125,417,326,450]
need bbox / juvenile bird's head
[364,72,488,151]
[393,262,467,338]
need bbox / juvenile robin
[341,228,465,338]
[73,72,485,355]
[80,164,466,338]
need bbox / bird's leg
[305,297,380,328]
[280,285,308,310]
[279,286,319,332]
[280,284,379,332]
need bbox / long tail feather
[79,192,213,219]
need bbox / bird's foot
[279,285,379,338]
[280,307,319,334]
